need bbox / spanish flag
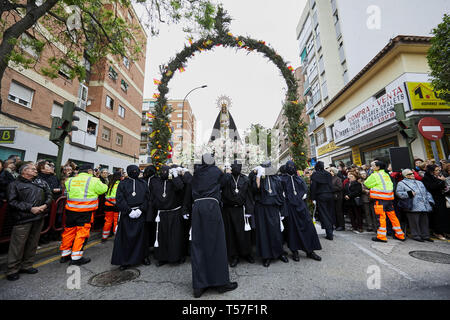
[153,79,161,85]
[153,93,160,99]
[288,66,294,72]
[188,38,193,45]
[179,67,186,73]
[146,112,155,119]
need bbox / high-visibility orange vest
[65,173,108,212]
[364,170,394,201]
[105,181,120,207]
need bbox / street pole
[180,85,207,162]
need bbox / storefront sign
[352,146,362,166]
[317,141,341,156]
[334,84,407,143]
[405,82,450,110]
[0,129,15,144]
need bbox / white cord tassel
[154,211,160,247]
[291,176,297,195]
[280,213,284,232]
[243,207,251,231]
[189,227,192,241]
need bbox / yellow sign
[352,146,362,166]
[406,82,450,110]
[317,141,341,156]
[423,137,444,160]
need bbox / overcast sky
[137,0,307,144]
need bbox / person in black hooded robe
[310,161,335,240]
[190,154,238,298]
[111,165,151,270]
[149,165,185,266]
[221,161,254,268]
[249,161,289,267]
[143,165,157,248]
[180,165,193,257]
[281,161,322,262]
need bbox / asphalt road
[0,224,449,301]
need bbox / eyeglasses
[406,173,413,176]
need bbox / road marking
[337,233,416,282]
[0,239,103,280]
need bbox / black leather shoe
[119,265,129,271]
[193,287,207,298]
[19,268,38,274]
[216,282,238,293]
[423,238,434,242]
[60,256,71,263]
[143,257,151,265]
[307,252,322,261]
[70,257,91,266]
[263,259,271,267]
[245,255,255,264]
[101,238,108,243]
[156,261,167,267]
[335,227,345,231]
[292,251,300,262]
[279,255,289,263]
[229,257,239,268]
[394,236,406,242]
[325,235,333,241]
[413,237,424,242]
[6,273,19,281]
[372,237,387,243]
[179,257,186,264]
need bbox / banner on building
[317,141,341,157]
[405,82,450,110]
[333,83,407,143]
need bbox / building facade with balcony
[139,99,196,167]
[0,3,147,172]
[297,0,449,165]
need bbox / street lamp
[180,85,207,159]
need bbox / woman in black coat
[310,161,335,240]
[344,171,363,233]
[421,164,450,240]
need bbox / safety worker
[364,161,406,243]
[60,164,108,265]
[102,171,122,242]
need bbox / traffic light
[394,103,417,143]
[49,101,81,145]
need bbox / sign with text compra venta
[333,84,407,143]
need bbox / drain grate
[409,251,450,264]
[88,268,140,287]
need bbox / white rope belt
[154,206,182,248]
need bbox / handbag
[398,197,414,211]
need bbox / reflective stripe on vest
[66,176,99,212]
[105,181,119,206]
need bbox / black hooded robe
[149,172,185,263]
[181,171,193,256]
[310,163,335,238]
[250,173,286,260]
[111,176,150,266]
[221,173,252,260]
[281,173,322,254]
[190,163,230,290]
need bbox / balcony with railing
[308,116,324,134]
[316,33,322,51]
[331,0,337,14]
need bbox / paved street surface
[0,224,449,301]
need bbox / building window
[116,133,123,146]
[87,121,96,135]
[176,123,182,128]
[108,66,118,81]
[51,102,63,118]
[106,95,114,110]
[120,79,128,92]
[19,33,39,58]
[8,81,34,108]
[58,63,72,80]
[102,126,111,141]
[118,105,125,118]
[123,56,130,69]
[316,127,327,146]
[177,114,182,118]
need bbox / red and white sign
[418,117,444,141]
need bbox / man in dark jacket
[5,162,52,281]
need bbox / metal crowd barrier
[0,195,108,244]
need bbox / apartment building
[296,0,449,164]
[139,99,196,167]
[0,3,147,172]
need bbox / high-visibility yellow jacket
[105,181,120,207]
[364,170,394,200]
[65,173,108,212]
